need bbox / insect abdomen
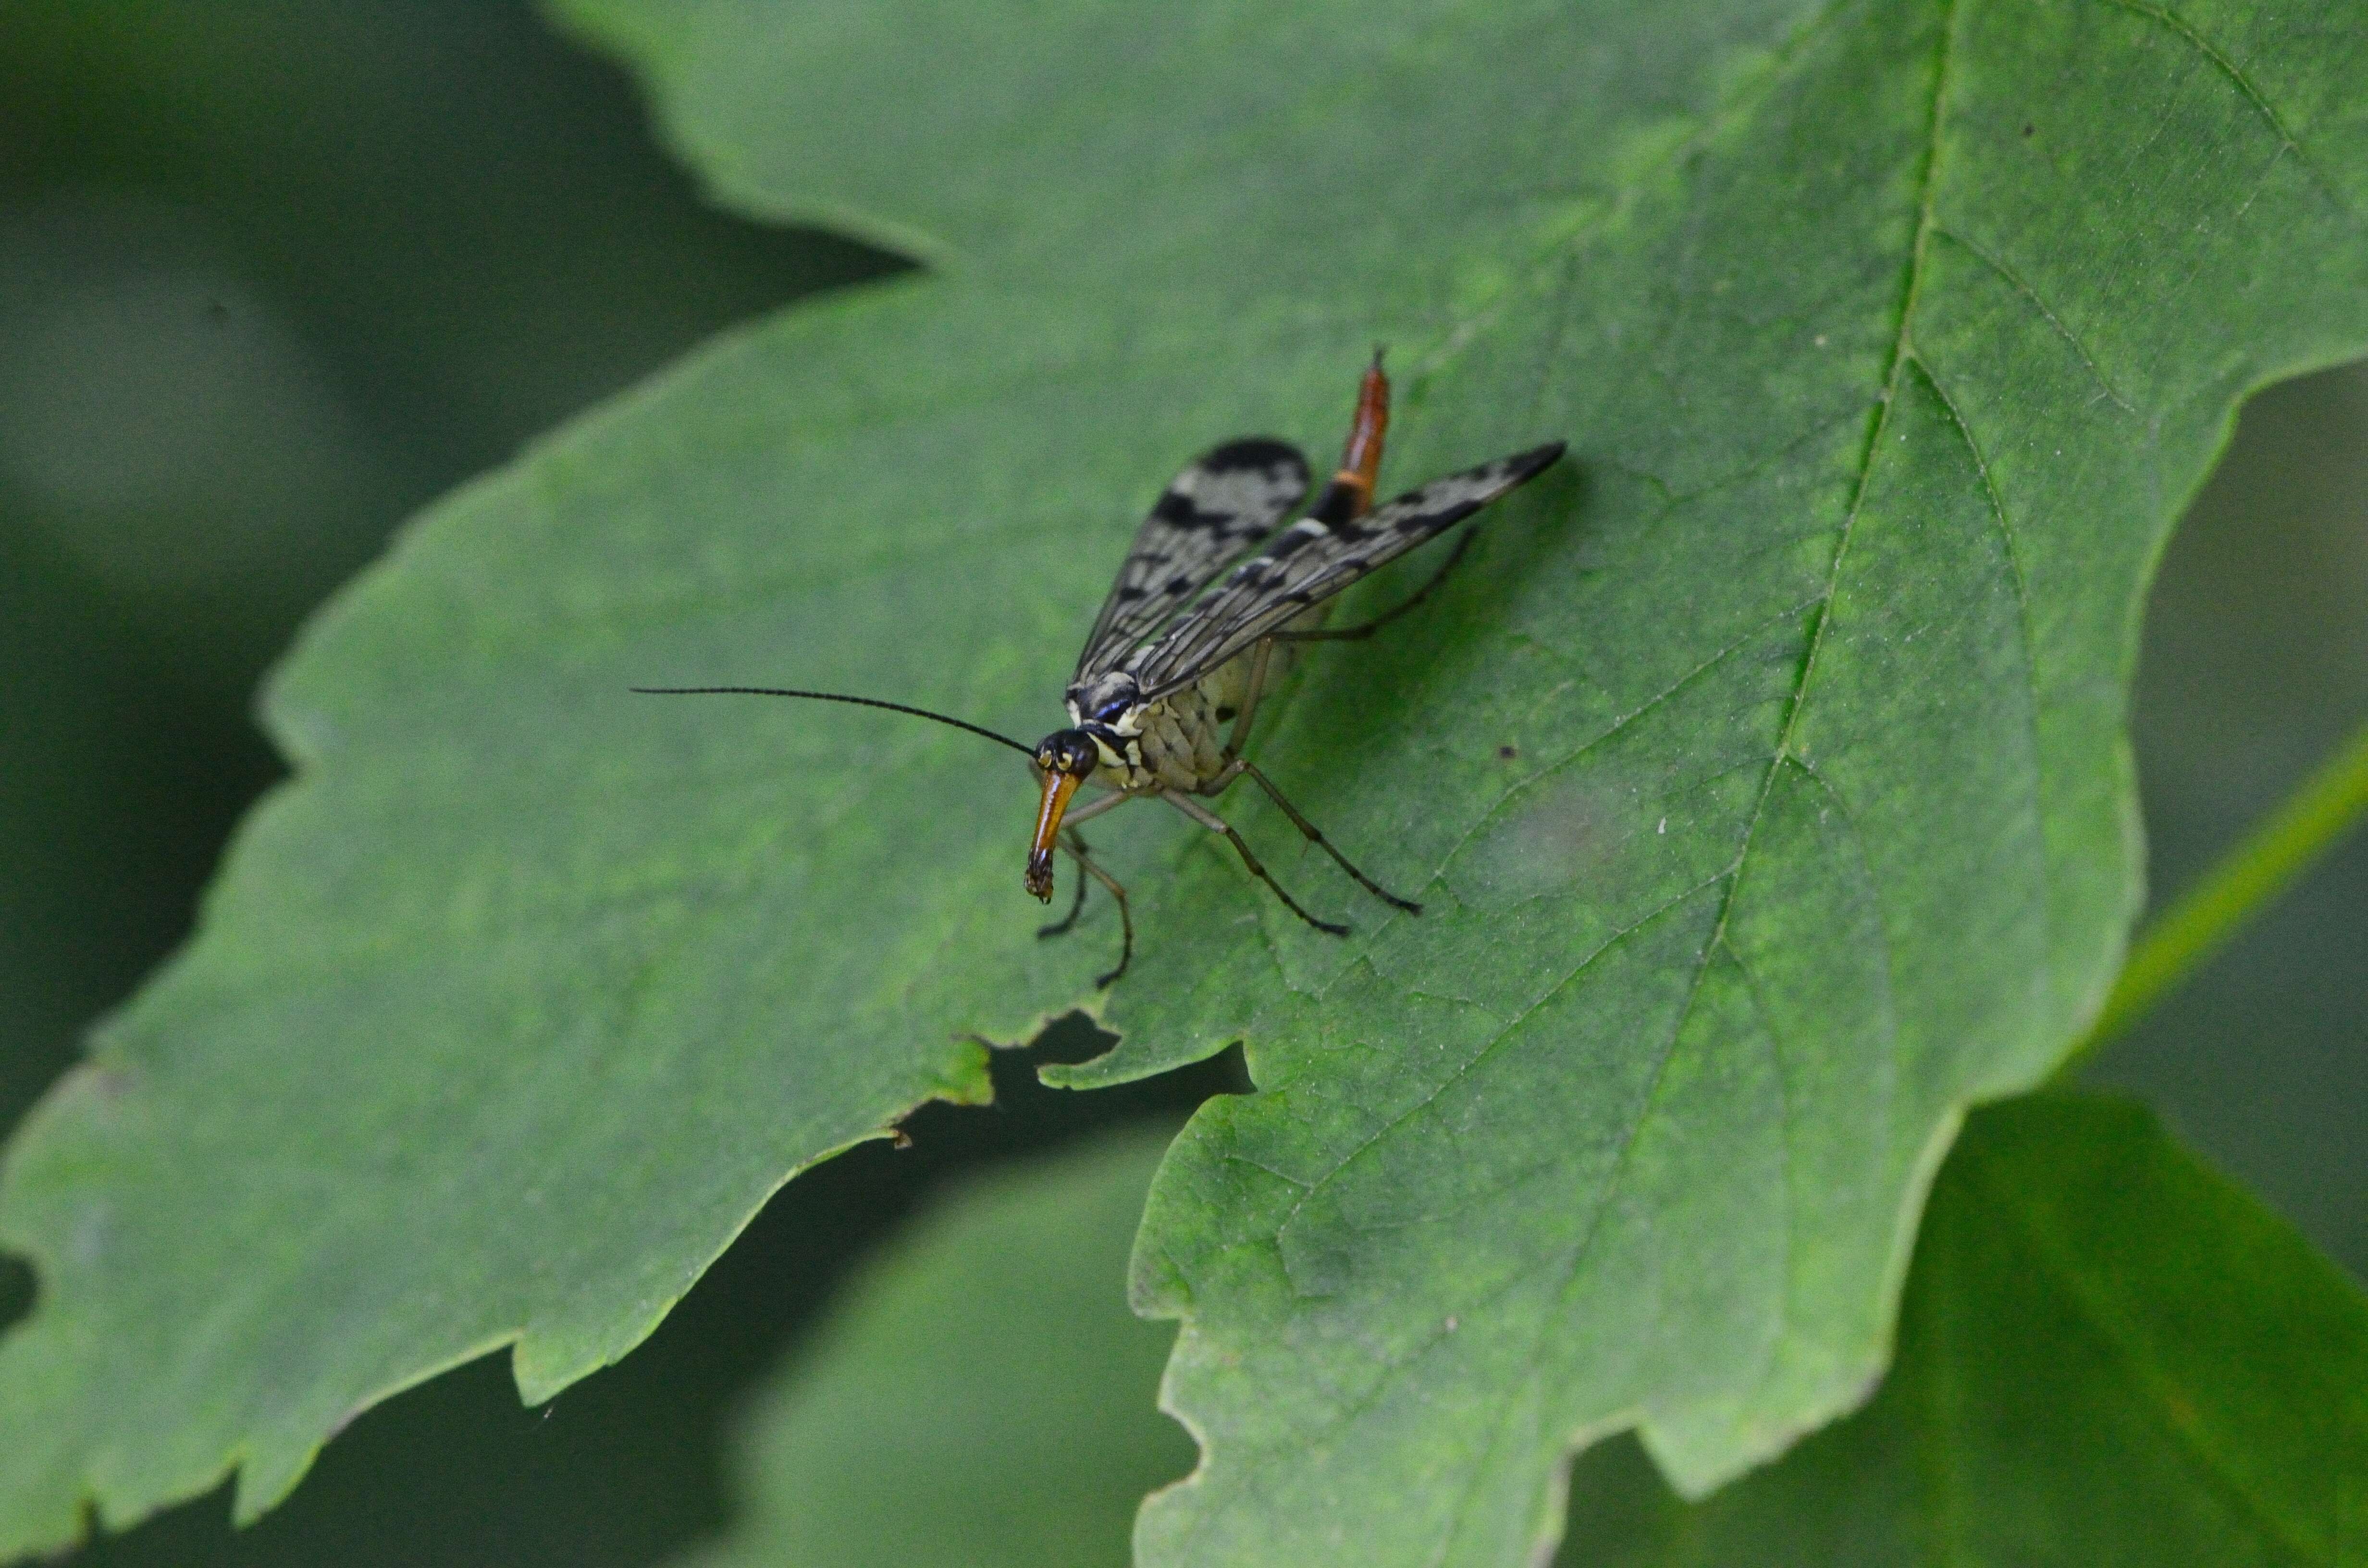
[1137,680,1228,790]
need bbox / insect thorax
[1066,671,1143,731]
[1070,656,1264,794]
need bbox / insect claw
[1315,918,1352,937]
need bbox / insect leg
[1236,760,1423,913]
[1061,832,1134,987]
[1060,788,1136,827]
[1272,526,1477,643]
[1163,792,1350,937]
[1224,637,1276,755]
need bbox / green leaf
[3,0,2366,1559]
[675,1126,1192,1568]
[1559,1093,2368,1566]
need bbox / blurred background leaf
[1555,1093,2368,1567]
[672,1126,1194,1568]
[0,0,2360,1564]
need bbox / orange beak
[1025,768,1083,901]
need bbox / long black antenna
[630,685,1038,758]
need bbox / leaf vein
[1928,226,2137,412]
[1912,349,2053,971]
[1782,752,1908,1065]
[1272,871,1730,1247]
[1725,938,1798,1407]
[2093,0,2359,224]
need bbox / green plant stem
[2062,716,2368,1076]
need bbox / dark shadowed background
[1,2,2359,1563]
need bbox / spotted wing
[1073,438,1310,682]
[1126,443,1566,700]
